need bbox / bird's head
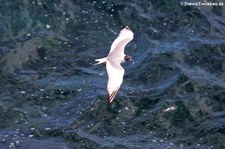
[124,55,134,63]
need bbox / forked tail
[94,57,107,65]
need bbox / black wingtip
[125,26,131,30]
[121,25,131,30]
[107,90,119,105]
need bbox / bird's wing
[107,26,133,61]
[106,61,125,104]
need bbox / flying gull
[94,26,134,104]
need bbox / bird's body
[94,26,134,104]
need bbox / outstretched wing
[107,26,134,61]
[106,61,125,104]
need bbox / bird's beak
[131,59,134,64]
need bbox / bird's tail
[94,57,107,65]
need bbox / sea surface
[0,0,225,148]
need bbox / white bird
[94,26,134,104]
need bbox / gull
[94,26,134,104]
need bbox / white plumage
[95,26,134,104]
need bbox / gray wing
[106,61,125,104]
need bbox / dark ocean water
[0,0,225,148]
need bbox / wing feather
[106,61,125,104]
[107,27,134,61]
[108,90,119,104]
